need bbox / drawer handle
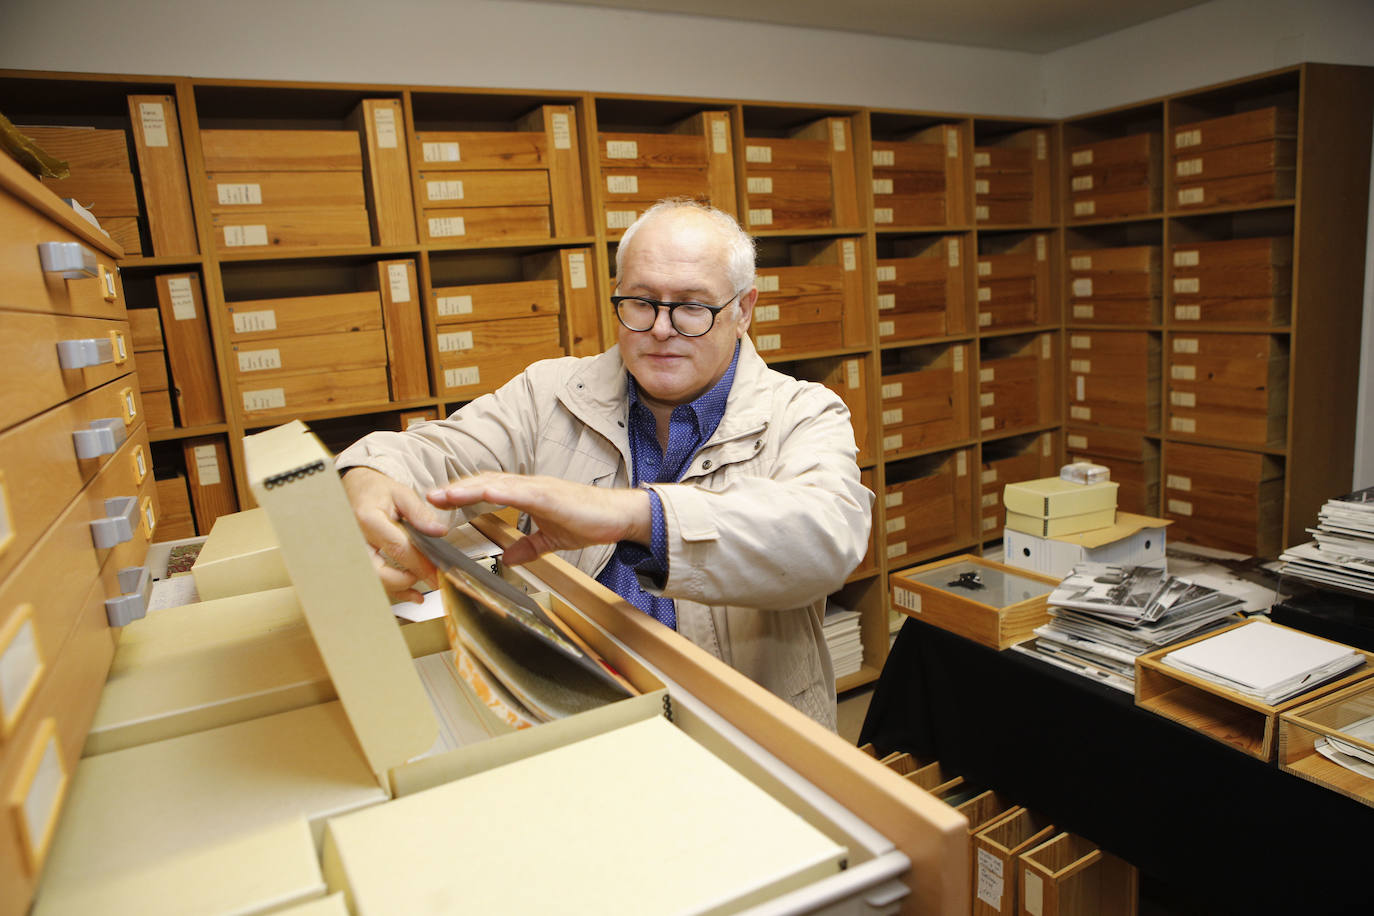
[56,336,114,370]
[89,495,137,549]
[105,565,152,627]
[71,417,128,460]
[37,241,99,279]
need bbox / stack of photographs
[1281,487,1374,597]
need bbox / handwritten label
[953,346,964,372]
[1171,416,1197,433]
[444,367,481,388]
[607,210,637,229]
[237,348,282,372]
[974,151,991,167]
[427,180,465,201]
[878,294,895,311]
[1176,156,1203,177]
[1172,365,1197,380]
[756,275,779,293]
[223,224,268,247]
[242,388,286,412]
[711,118,727,154]
[1175,128,1202,149]
[746,176,773,194]
[845,360,860,389]
[947,238,960,267]
[1174,250,1200,267]
[387,264,412,302]
[193,444,221,486]
[1171,391,1197,407]
[873,149,895,167]
[607,175,639,194]
[216,183,262,205]
[748,208,773,226]
[842,240,857,271]
[1070,255,1092,271]
[745,145,772,163]
[1178,187,1205,206]
[551,112,572,149]
[1072,175,1093,191]
[1072,149,1093,166]
[437,295,474,317]
[232,309,276,334]
[423,141,460,162]
[1071,359,1091,373]
[138,101,169,147]
[1174,277,1200,294]
[976,848,1004,910]
[438,330,475,352]
[1073,305,1095,319]
[883,434,903,452]
[1173,338,1199,354]
[882,382,902,399]
[754,305,780,323]
[428,216,466,237]
[754,334,781,351]
[1175,305,1201,321]
[876,265,896,282]
[878,320,895,337]
[872,178,893,195]
[882,408,903,425]
[166,277,197,320]
[893,587,921,613]
[1073,200,1096,217]
[874,208,894,224]
[373,105,398,148]
[567,252,587,289]
[1071,335,1091,350]
[975,179,990,195]
[1167,475,1193,491]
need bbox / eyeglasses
[611,289,745,338]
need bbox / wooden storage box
[229,329,388,380]
[601,167,710,202]
[417,131,547,169]
[1017,831,1138,916]
[153,474,196,541]
[745,169,834,230]
[200,129,364,171]
[1065,427,1160,516]
[1170,236,1293,325]
[972,807,1056,916]
[1069,132,1159,169]
[752,321,840,357]
[883,449,975,565]
[432,278,562,324]
[422,205,551,244]
[1174,170,1294,209]
[889,554,1059,651]
[873,196,947,227]
[1170,106,1297,157]
[877,235,966,341]
[1279,677,1374,808]
[743,118,859,231]
[1067,245,1161,324]
[40,169,140,218]
[236,366,390,423]
[417,169,551,208]
[1162,440,1283,555]
[978,333,1058,435]
[1136,619,1374,761]
[1070,187,1159,220]
[1166,332,1287,446]
[1067,331,1161,432]
[205,171,367,211]
[980,432,1058,537]
[224,291,383,342]
[1173,139,1296,183]
[879,343,970,457]
[211,208,372,252]
[435,314,563,399]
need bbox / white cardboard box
[1004,512,1171,579]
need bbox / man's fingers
[394,486,447,535]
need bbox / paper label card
[567,252,588,289]
[438,331,475,353]
[606,140,638,159]
[0,610,42,734]
[551,112,572,150]
[444,367,480,388]
[223,225,268,247]
[138,101,170,147]
[711,118,728,154]
[167,277,197,320]
[845,360,860,389]
[237,348,282,372]
[232,309,277,334]
[373,105,398,148]
[217,183,263,205]
[424,141,460,162]
[193,444,222,486]
[388,264,412,302]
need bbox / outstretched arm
[342,467,448,603]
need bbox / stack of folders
[824,604,863,679]
[1314,714,1374,778]
[1280,486,1374,596]
[1159,620,1365,705]
[1013,563,1244,692]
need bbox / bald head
[616,199,756,293]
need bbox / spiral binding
[263,459,326,489]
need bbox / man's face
[615,212,756,410]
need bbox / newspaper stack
[1011,563,1245,692]
[824,604,864,679]
[1280,486,1374,596]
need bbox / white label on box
[1171,416,1197,433]
[1036,132,1048,160]
[237,348,281,372]
[846,360,860,389]
[1041,336,1052,359]
[874,207,894,224]
[975,179,990,195]
[1172,364,1197,380]
[978,286,992,302]
[755,305,780,323]
[567,252,587,289]
[1042,434,1052,456]
[1071,335,1091,349]
[1072,278,1093,297]
[979,312,993,327]
[982,515,999,531]
[607,175,639,194]
[886,517,906,534]
[1070,255,1092,271]
[437,295,474,317]
[842,240,857,271]
[882,408,903,425]
[974,151,990,167]
[388,263,412,302]
[948,238,960,267]
[756,275,779,293]
[607,210,638,229]
[1176,128,1202,149]
[1171,391,1197,407]
[878,320,895,337]
[1067,434,1089,449]
[1076,375,1086,400]
[979,367,995,383]
[1072,175,1093,191]
[885,492,903,508]
[138,101,170,147]
[193,444,221,486]
[243,387,286,412]
[438,330,475,352]
[1070,359,1091,374]
[982,469,998,484]
[428,180,465,201]
[946,129,959,157]
[1036,235,1047,261]
[423,141,460,162]
[232,309,277,334]
[1174,249,1200,267]
[1073,200,1096,217]
[1167,474,1193,491]
[1168,498,1194,516]
[873,149,895,167]
[429,216,467,237]
[878,294,895,311]
[1174,277,1200,294]
[976,848,1005,911]
[217,182,263,205]
[882,382,903,399]
[373,105,398,148]
[978,261,992,277]
[167,277,197,320]
[1072,149,1093,167]
[883,434,903,451]
[1,615,41,726]
[1173,337,1198,354]
[745,145,772,163]
[444,366,481,388]
[1176,156,1203,178]
[223,224,268,247]
[711,118,727,154]
[975,205,989,221]
[1175,305,1201,320]
[551,112,572,149]
[893,587,921,612]
[1025,870,1044,916]
[980,392,995,407]
[747,176,773,194]
[606,140,638,159]
[831,120,847,151]
[748,208,774,225]
[876,265,897,282]
[755,334,781,351]
[954,345,965,372]
[1073,304,1095,319]
[1071,405,1092,420]
[1178,187,1205,206]
[981,415,996,430]
[873,178,894,195]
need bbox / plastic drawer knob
[105,565,152,626]
[71,417,128,460]
[90,495,137,549]
[56,336,114,370]
[37,241,99,279]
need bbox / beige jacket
[336,338,873,729]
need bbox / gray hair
[616,198,756,294]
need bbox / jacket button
[617,420,625,428]
[702,459,713,470]
[754,440,762,450]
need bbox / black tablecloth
[860,618,1374,916]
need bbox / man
[337,199,872,729]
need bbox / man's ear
[734,287,758,338]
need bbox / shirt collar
[627,340,740,442]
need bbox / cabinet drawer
[0,312,134,432]
[598,133,706,169]
[432,279,561,325]
[0,193,124,319]
[229,329,388,380]
[418,170,551,209]
[224,291,383,342]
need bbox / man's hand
[341,467,448,603]
[427,472,652,566]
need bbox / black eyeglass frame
[610,288,747,337]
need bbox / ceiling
[516,0,1214,53]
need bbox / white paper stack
[824,604,863,678]
[1160,620,1364,705]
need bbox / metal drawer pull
[72,417,128,459]
[56,336,114,370]
[37,241,99,279]
[105,565,152,627]
[89,495,137,549]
